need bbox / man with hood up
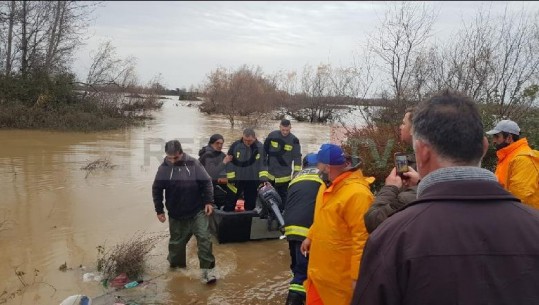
[198,134,233,209]
[152,140,217,284]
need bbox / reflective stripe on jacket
[226,139,268,182]
[305,169,374,305]
[264,130,301,183]
[495,138,539,209]
[283,168,323,241]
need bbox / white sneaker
[201,268,217,284]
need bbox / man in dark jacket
[225,128,269,211]
[152,140,217,284]
[198,134,233,209]
[264,119,302,210]
[364,108,420,233]
[351,90,539,305]
[283,153,324,305]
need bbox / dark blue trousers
[288,240,308,296]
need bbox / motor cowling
[257,183,285,231]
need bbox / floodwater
[0,98,341,305]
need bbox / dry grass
[81,157,117,178]
[97,232,166,282]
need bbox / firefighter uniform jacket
[283,167,324,241]
[264,130,301,184]
[226,138,269,182]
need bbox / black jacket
[352,179,539,305]
[152,154,213,220]
[198,145,226,183]
[283,168,323,241]
[264,130,302,183]
[226,139,268,182]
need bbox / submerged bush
[97,232,165,282]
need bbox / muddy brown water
[0,99,337,305]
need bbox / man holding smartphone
[364,108,420,233]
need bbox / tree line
[195,2,539,189]
[0,1,165,131]
[198,3,539,131]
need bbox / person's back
[356,174,539,305]
[352,90,539,305]
[283,153,323,305]
[302,144,374,305]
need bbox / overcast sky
[72,1,539,91]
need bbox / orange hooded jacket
[495,138,539,209]
[304,169,374,305]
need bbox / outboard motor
[256,183,285,232]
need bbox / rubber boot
[285,291,305,305]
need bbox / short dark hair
[165,140,183,155]
[243,128,256,137]
[280,119,291,127]
[501,131,520,142]
[413,90,484,165]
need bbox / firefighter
[264,119,302,210]
[225,128,269,211]
[283,153,324,305]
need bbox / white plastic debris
[82,272,103,282]
[59,294,92,305]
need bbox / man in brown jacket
[363,108,420,233]
[351,90,539,305]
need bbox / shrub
[97,232,165,282]
[344,123,409,192]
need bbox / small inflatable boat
[209,184,285,243]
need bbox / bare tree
[4,0,16,75]
[369,1,436,105]
[423,4,539,120]
[0,0,97,76]
[85,40,137,88]
[200,65,280,127]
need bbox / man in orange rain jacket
[486,119,539,209]
[300,143,374,305]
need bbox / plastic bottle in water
[124,280,143,289]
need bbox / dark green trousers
[168,210,215,269]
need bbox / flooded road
[0,98,336,305]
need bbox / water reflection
[0,98,335,304]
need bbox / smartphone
[394,152,409,176]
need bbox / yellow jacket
[305,169,374,305]
[495,138,539,209]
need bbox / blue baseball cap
[317,143,345,165]
[303,153,318,167]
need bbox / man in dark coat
[363,108,420,233]
[198,134,233,209]
[152,140,217,284]
[225,128,269,211]
[351,90,539,305]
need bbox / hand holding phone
[394,153,409,177]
